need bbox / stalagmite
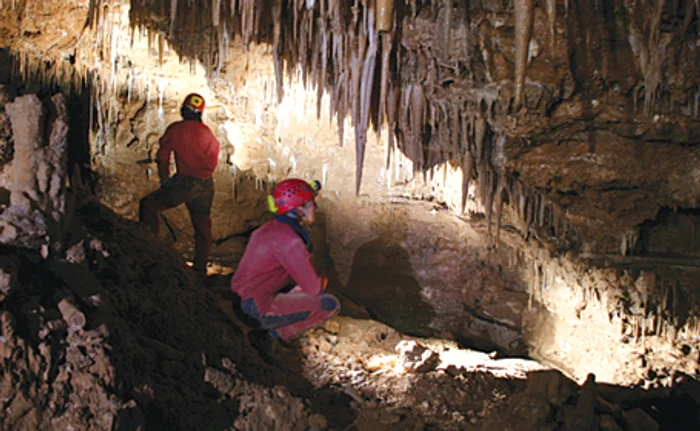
[1,94,69,250]
[514,0,535,110]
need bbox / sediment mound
[0,202,324,431]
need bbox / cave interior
[1,0,700,430]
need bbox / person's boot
[248,330,295,363]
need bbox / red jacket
[157,120,220,180]
[231,219,324,308]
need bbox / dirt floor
[2,199,699,431]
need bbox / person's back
[232,217,323,309]
[158,120,219,179]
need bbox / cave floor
[205,270,543,430]
[202,267,698,431]
[3,201,698,431]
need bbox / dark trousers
[240,292,340,340]
[139,175,214,273]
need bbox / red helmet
[182,93,205,113]
[268,179,322,214]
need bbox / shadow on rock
[344,239,436,338]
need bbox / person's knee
[320,294,340,313]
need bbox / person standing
[139,93,221,277]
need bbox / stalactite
[650,0,666,43]
[213,0,221,27]
[376,0,394,32]
[514,0,535,110]
[169,0,178,37]
[450,105,460,159]
[485,169,496,236]
[378,32,393,133]
[552,204,561,238]
[494,174,506,245]
[409,83,425,172]
[386,85,398,170]
[317,3,329,120]
[356,4,379,195]
[444,0,452,55]
[272,1,284,104]
[682,0,696,35]
[516,182,526,228]
[349,2,364,132]
[461,151,473,214]
[546,0,556,56]
[474,117,486,162]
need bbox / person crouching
[230,178,340,354]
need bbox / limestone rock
[395,340,440,373]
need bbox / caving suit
[139,119,220,274]
[230,215,340,340]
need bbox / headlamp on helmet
[182,93,206,114]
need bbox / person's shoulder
[168,119,197,131]
[195,121,218,136]
[264,219,300,239]
[164,121,182,131]
[194,121,213,131]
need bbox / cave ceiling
[1,0,700,258]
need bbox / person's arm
[156,125,175,183]
[276,236,324,296]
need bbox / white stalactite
[546,0,556,56]
[514,0,535,110]
[169,0,178,37]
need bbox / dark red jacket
[157,120,220,180]
[231,219,324,309]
